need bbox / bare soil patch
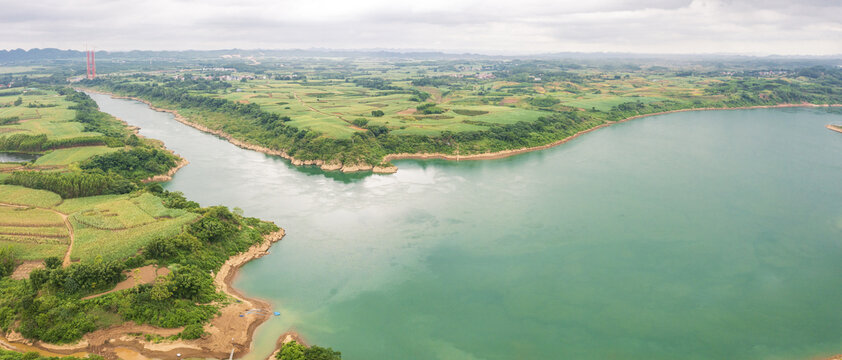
[82,265,171,300]
[10,260,45,280]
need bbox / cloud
[0,0,839,55]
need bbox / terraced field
[0,185,198,263]
[0,205,69,259]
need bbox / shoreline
[80,89,396,174]
[385,103,842,162]
[81,89,841,173]
[828,124,842,134]
[1,230,290,360]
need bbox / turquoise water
[88,92,842,360]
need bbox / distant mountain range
[2,48,840,64]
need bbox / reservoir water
[88,92,842,360]
[0,152,38,162]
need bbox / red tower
[85,48,96,79]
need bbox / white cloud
[0,0,839,55]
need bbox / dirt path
[0,202,75,268]
[60,211,75,266]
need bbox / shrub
[180,323,205,340]
[352,118,368,127]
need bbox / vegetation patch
[452,109,489,116]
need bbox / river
[88,92,842,360]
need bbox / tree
[277,341,306,360]
[370,110,384,117]
[189,217,234,242]
[13,97,22,106]
[275,341,341,360]
[352,118,368,127]
[0,246,18,277]
[44,256,62,270]
[180,323,205,340]
[149,278,173,301]
[305,346,342,360]
[167,265,214,302]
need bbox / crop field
[0,186,198,262]
[67,193,198,261]
[0,93,96,139]
[71,212,196,262]
[221,79,550,138]
[196,61,739,140]
[34,146,118,166]
[0,185,63,207]
[0,205,70,260]
[0,206,64,226]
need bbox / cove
[87,92,842,360]
[0,152,38,162]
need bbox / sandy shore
[0,230,288,360]
[80,90,842,174]
[828,124,842,134]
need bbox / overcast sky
[2,0,840,55]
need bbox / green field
[67,193,198,261]
[0,184,62,207]
[0,205,69,260]
[174,65,741,140]
[0,185,198,262]
[34,146,118,166]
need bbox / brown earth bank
[0,230,298,360]
[78,90,842,175]
[141,158,189,183]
